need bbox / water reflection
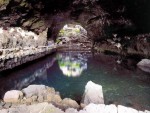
[0,55,56,98]
[57,52,87,77]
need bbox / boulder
[79,103,105,113]
[62,98,79,109]
[22,85,47,98]
[0,0,10,11]
[65,108,78,113]
[28,102,64,113]
[104,104,117,113]
[145,110,150,113]
[137,59,150,73]
[3,90,23,103]
[0,27,48,49]
[0,109,8,113]
[82,81,104,105]
[118,105,138,113]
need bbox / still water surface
[0,52,149,110]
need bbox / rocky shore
[0,27,57,71]
[0,82,149,113]
[0,46,56,71]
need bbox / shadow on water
[0,51,150,111]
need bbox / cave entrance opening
[56,23,88,46]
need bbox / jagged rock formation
[0,27,56,71]
[0,27,47,49]
[0,0,149,56]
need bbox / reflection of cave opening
[57,52,87,77]
[56,23,88,45]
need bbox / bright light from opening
[57,24,87,44]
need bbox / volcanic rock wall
[0,0,150,56]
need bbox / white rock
[104,104,117,113]
[28,102,48,113]
[22,85,46,98]
[118,105,138,113]
[62,98,79,109]
[65,108,78,113]
[0,109,8,113]
[0,28,3,34]
[137,59,150,73]
[145,110,150,113]
[82,81,104,105]
[28,102,64,113]
[8,105,29,113]
[139,111,145,113]
[79,103,105,113]
[3,90,23,103]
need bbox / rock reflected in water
[57,52,87,77]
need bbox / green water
[0,52,149,110]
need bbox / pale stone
[42,104,64,113]
[28,102,49,113]
[79,103,105,113]
[8,105,29,113]
[37,95,44,102]
[3,90,23,103]
[46,93,62,103]
[31,95,37,102]
[25,98,33,104]
[118,105,138,113]
[52,95,62,103]
[4,103,12,109]
[28,102,64,113]
[139,111,145,113]
[62,98,79,109]
[65,108,78,113]
[46,87,56,94]
[0,109,8,113]
[80,103,86,109]
[145,110,150,113]
[137,59,150,73]
[47,93,54,102]
[104,104,117,113]
[22,85,46,98]
[82,81,104,105]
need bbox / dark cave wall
[0,0,150,57]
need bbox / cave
[0,0,150,112]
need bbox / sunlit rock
[47,94,62,103]
[137,59,150,73]
[145,110,150,113]
[65,108,78,113]
[3,90,23,103]
[0,109,8,113]
[118,105,138,113]
[22,85,47,98]
[0,27,47,49]
[57,24,87,45]
[104,104,117,113]
[24,102,65,113]
[82,81,104,105]
[62,98,80,109]
[79,103,105,113]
